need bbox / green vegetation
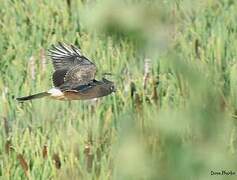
[0,0,237,179]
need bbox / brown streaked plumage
[16,43,115,102]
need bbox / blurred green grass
[0,0,237,179]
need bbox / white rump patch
[48,88,64,97]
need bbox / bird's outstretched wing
[48,42,92,70]
[64,64,96,86]
[48,42,97,88]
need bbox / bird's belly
[51,91,97,101]
[63,91,84,100]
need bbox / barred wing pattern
[48,42,97,88]
[64,64,97,86]
[49,42,87,69]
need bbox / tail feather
[16,92,50,102]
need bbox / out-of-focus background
[0,0,237,179]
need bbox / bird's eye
[110,85,116,92]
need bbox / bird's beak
[112,85,117,93]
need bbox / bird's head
[102,78,116,93]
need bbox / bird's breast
[48,85,111,101]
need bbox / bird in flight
[17,42,116,101]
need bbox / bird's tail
[16,92,50,102]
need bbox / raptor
[17,42,116,101]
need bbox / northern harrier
[17,42,115,101]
